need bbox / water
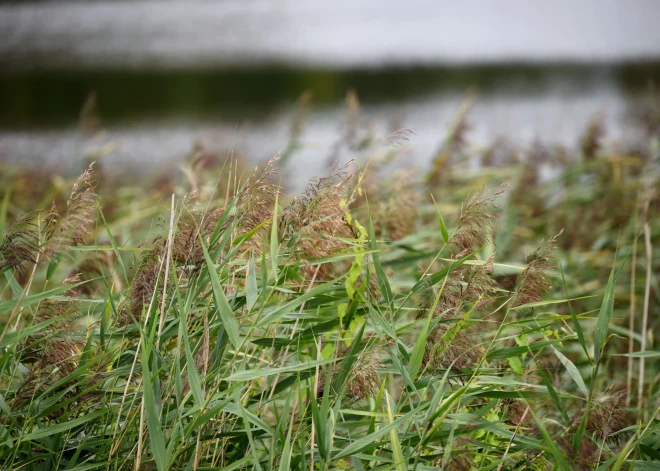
[0,78,646,185]
[1,0,659,181]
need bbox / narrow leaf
[224,358,337,382]
[246,251,258,310]
[552,346,588,396]
[594,259,624,366]
[438,212,449,244]
[200,235,240,348]
[141,346,167,471]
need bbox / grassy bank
[0,103,659,470]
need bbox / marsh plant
[0,109,658,470]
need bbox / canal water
[1,0,659,184]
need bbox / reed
[0,105,658,470]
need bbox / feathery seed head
[510,230,563,308]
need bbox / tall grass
[0,101,659,470]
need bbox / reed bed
[0,99,658,470]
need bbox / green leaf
[96,198,129,285]
[594,259,624,366]
[530,408,573,471]
[614,351,660,358]
[384,390,407,471]
[609,434,637,471]
[411,251,476,295]
[334,406,423,459]
[508,356,524,375]
[246,251,258,311]
[367,203,392,306]
[551,346,588,396]
[510,296,598,310]
[141,339,168,471]
[331,321,367,395]
[224,358,337,382]
[200,234,241,348]
[4,268,24,298]
[256,280,337,328]
[408,305,433,380]
[251,337,292,348]
[438,212,449,244]
[18,408,112,442]
[0,318,56,348]
[472,390,549,399]
[238,402,264,471]
[222,402,272,435]
[182,312,204,409]
[233,219,270,247]
[270,192,279,280]
[535,364,570,424]
[0,279,91,314]
[487,338,570,360]
[184,397,232,435]
[217,456,252,471]
[559,263,590,362]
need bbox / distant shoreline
[2,62,659,128]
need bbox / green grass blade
[385,390,407,471]
[96,197,129,285]
[408,301,434,381]
[246,251,258,311]
[528,406,572,471]
[18,408,112,442]
[331,320,367,395]
[0,279,92,314]
[551,346,588,396]
[367,202,392,306]
[141,339,168,471]
[224,358,337,382]
[559,263,590,362]
[334,406,423,460]
[270,192,279,280]
[182,313,204,409]
[594,258,625,367]
[411,250,476,295]
[200,233,241,348]
[238,402,264,471]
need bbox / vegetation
[0,97,658,470]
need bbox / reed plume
[13,336,85,417]
[172,206,223,270]
[117,236,165,326]
[427,96,473,188]
[510,230,563,308]
[558,435,599,471]
[43,163,97,257]
[423,324,484,373]
[586,390,633,446]
[317,338,383,401]
[0,213,40,273]
[421,190,500,373]
[65,250,113,296]
[370,169,420,240]
[448,183,508,258]
[431,438,475,471]
[234,156,281,252]
[581,115,605,161]
[283,162,354,281]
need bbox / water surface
[1,0,659,181]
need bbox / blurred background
[1,0,659,185]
